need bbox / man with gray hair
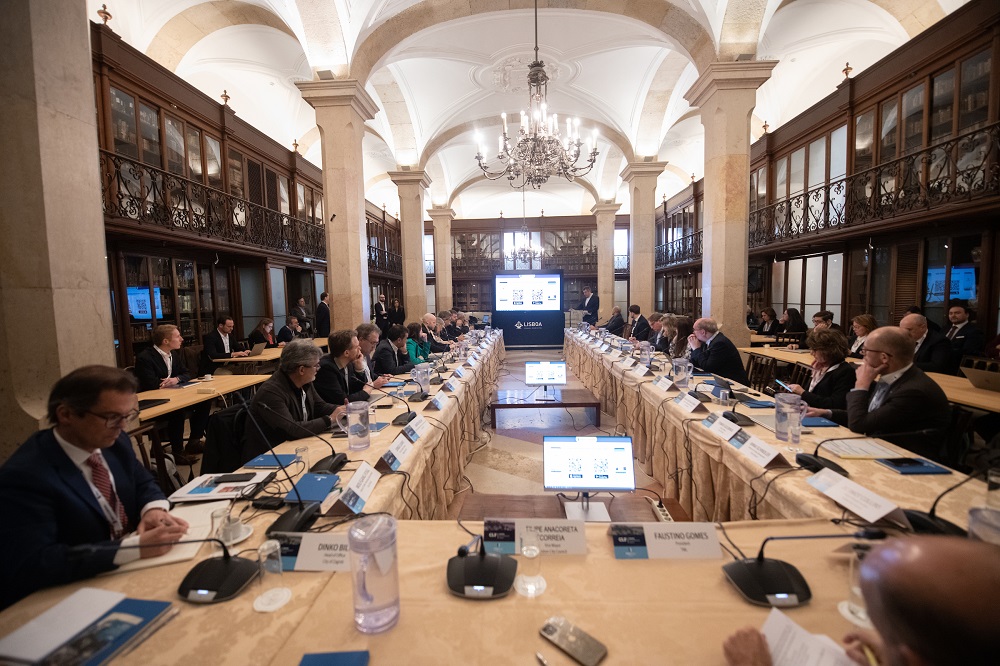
[688,317,750,385]
[807,326,949,459]
[244,339,345,462]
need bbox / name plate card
[376,433,414,473]
[464,356,477,368]
[674,392,710,413]
[806,468,911,527]
[292,533,351,571]
[326,461,379,515]
[452,366,467,379]
[423,392,448,411]
[607,349,622,360]
[600,343,611,352]
[653,376,677,391]
[402,414,431,443]
[629,364,654,379]
[442,379,458,392]
[609,523,721,560]
[619,357,637,369]
[702,412,742,441]
[482,519,588,555]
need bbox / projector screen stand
[537,384,556,402]
[562,493,611,522]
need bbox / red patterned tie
[86,452,129,538]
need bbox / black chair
[774,332,806,347]
[788,363,813,388]
[939,405,974,470]
[201,403,248,474]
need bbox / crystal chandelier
[475,0,598,190]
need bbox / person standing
[315,292,331,338]
[291,297,312,334]
[575,286,599,326]
[387,297,406,327]
[373,293,390,336]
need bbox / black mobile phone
[375,403,394,409]
[540,617,607,666]
[881,457,924,467]
[214,473,255,484]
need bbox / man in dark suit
[627,305,650,342]
[901,313,952,374]
[811,310,843,332]
[373,324,415,375]
[599,306,625,337]
[0,366,189,610]
[135,324,209,463]
[315,330,384,406]
[808,327,950,460]
[373,294,389,336]
[575,286,600,326]
[356,322,381,381]
[945,304,985,371]
[244,340,344,462]
[277,315,306,344]
[200,315,249,374]
[315,292,331,338]
[421,313,452,353]
[291,297,312,334]
[646,313,671,353]
[688,317,751,385]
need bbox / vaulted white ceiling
[87,0,966,220]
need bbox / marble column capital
[296,79,380,120]
[388,170,432,190]
[683,60,777,109]
[620,161,667,184]
[427,207,456,225]
[590,202,621,218]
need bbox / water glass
[254,539,291,613]
[349,515,400,634]
[513,532,547,598]
[843,546,872,628]
[969,508,1000,545]
[774,393,802,443]
[294,446,309,471]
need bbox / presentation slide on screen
[543,436,636,492]
[925,267,977,302]
[494,273,562,312]
[525,361,567,385]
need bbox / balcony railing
[749,121,1000,248]
[654,231,703,268]
[99,150,326,259]
[367,246,403,275]
[452,256,503,276]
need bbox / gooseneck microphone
[369,385,417,426]
[903,451,1000,536]
[236,394,320,536]
[259,402,346,474]
[723,528,886,608]
[796,429,937,478]
[722,401,754,427]
[403,378,429,402]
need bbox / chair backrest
[745,355,777,392]
[201,404,248,474]
[774,332,806,346]
[788,363,813,387]
[940,405,974,469]
[181,344,203,377]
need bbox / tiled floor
[446,348,658,518]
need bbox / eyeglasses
[87,409,141,428]
[812,319,825,324]
[863,348,893,357]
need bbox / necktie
[868,381,890,412]
[86,452,128,537]
[946,326,958,340]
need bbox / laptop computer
[247,342,267,357]
[961,367,1000,392]
[711,375,753,403]
[746,413,813,435]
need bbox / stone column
[591,202,621,323]
[620,162,667,315]
[685,61,776,347]
[427,207,455,312]
[297,79,379,331]
[389,171,431,320]
[0,0,114,457]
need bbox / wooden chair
[129,423,181,494]
[774,332,806,347]
[788,363,813,388]
[744,355,777,392]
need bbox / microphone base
[178,555,259,603]
[429,376,444,385]
[266,501,321,536]
[446,551,518,599]
[408,392,429,403]
[722,558,812,608]
[310,453,347,475]
[902,509,967,536]
[722,411,754,427]
[392,411,417,426]
[795,453,850,477]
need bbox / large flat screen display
[494,273,562,312]
[525,361,567,385]
[542,436,636,492]
[925,266,977,302]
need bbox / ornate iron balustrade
[614,254,629,275]
[749,122,1000,248]
[654,230,703,268]
[541,252,598,274]
[451,256,503,276]
[367,246,403,275]
[100,150,326,259]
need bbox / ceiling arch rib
[633,51,691,158]
[146,1,297,72]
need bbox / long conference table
[565,331,986,526]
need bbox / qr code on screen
[593,458,609,475]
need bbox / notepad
[244,453,296,468]
[285,473,341,503]
[801,416,838,427]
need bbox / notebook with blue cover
[244,453,297,468]
[300,650,370,665]
[285,474,341,503]
[802,416,838,427]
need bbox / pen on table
[535,652,549,666]
[862,645,879,666]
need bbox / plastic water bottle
[348,515,399,633]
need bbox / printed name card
[702,412,741,440]
[619,357,637,369]
[654,376,677,391]
[292,533,351,571]
[806,468,911,527]
[377,433,414,473]
[609,523,722,560]
[326,461,379,516]
[630,364,654,379]
[674,392,709,413]
[482,519,588,555]
[402,414,430,443]
[423,392,448,411]
[452,366,466,379]
[607,349,622,360]
[464,356,477,367]
[442,379,458,392]
[600,343,611,352]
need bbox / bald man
[806,326,949,459]
[900,313,952,374]
[723,536,1000,666]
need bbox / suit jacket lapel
[43,432,106,523]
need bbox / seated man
[200,315,249,374]
[945,303,985,371]
[599,305,625,337]
[422,312,452,353]
[314,330,386,406]
[245,340,345,461]
[645,313,670,353]
[0,366,189,610]
[134,324,209,463]
[627,305,650,342]
[810,310,842,331]
[374,324,415,375]
[807,326,949,460]
[900,313,952,374]
[277,315,306,344]
[356,322,381,381]
[688,317,751,385]
[575,286,600,326]
[441,310,465,341]
[723,536,1000,666]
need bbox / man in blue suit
[688,317,751,386]
[575,286,600,326]
[0,366,189,610]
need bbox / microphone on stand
[259,403,346,474]
[903,450,1000,536]
[722,401,754,427]
[403,378,429,403]
[370,385,418,426]
[796,429,936,478]
[235,395,320,536]
[723,528,887,608]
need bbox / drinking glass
[253,539,291,612]
[513,532,547,598]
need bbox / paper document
[824,438,898,459]
[105,500,224,574]
[761,608,854,666]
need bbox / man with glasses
[810,310,842,332]
[0,366,190,610]
[315,330,388,407]
[806,326,949,460]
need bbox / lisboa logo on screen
[514,321,543,330]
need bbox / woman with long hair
[248,317,281,348]
[405,321,430,364]
[388,297,406,326]
[672,318,694,359]
[756,307,783,335]
[848,314,879,357]
[781,308,808,334]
